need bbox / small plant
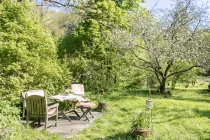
[97,89,107,112]
[131,112,152,138]
[97,89,106,103]
[97,94,105,103]
[131,112,150,131]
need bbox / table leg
[52,99,81,121]
[61,111,71,122]
[67,100,80,118]
[69,110,80,117]
[61,110,72,121]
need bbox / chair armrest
[73,94,88,98]
[47,103,59,109]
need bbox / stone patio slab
[23,110,101,138]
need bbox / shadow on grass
[172,97,210,104]
[107,88,210,102]
[203,131,210,140]
[154,107,210,124]
[119,107,130,112]
[169,89,210,104]
[196,89,210,95]
[105,89,162,102]
[102,132,137,140]
[169,88,209,94]
[192,108,210,118]
[154,108,188,124]
[103,131,155,140]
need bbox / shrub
[0,1,71,135]
[0,0,71,104]
[0,101,20,128]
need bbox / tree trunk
[171,80,176,89]
[159,78,166,94]
[114,74,117,84]
[171,76,178,89]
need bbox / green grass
[2,124,65,140]
[70,88,210,140]
[7,84,209,140]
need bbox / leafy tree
[113,0,145,10]
[39,0,145,10]
[39,0,146,91]
[0,0,70,105]
[58,0,133,91]
[114,0,210,94]
[169,65,202,89]
[202,33,210,75]
[36,5,81,40]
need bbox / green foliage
[131,112,150,131]
[114,0,145,10]
[58,0,134,91]
[0,101,20,128]
[116,0,209,94]
[76,0,128,59]
[96,89,107,103]
[120,66,146,88]
[0,0,70,100]
[38,8,81,41]
[0,0,71,130]
[168,64,204,89]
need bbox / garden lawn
[70,88,210,140]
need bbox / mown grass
[70,87,210,140]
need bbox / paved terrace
[22,110,102,138]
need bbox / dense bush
[0,101,20,128]
[0,0,71,130]
[58,0,130,91]
[0,0,71,100]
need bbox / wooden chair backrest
[71,84,85,95]
[25,90,45,97]
[25,90,47,117]
[22,90,44,108]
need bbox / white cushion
[26,90,45,97]
[71,84,84,95]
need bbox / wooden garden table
[49,94,84,121]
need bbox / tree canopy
[113,0,210,93]
[39,0,145,10]
[58,0,136,90]
[0,0,70,103]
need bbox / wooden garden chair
[77,102,95,121]
[71,84,90,102]
[22,90,44,119]
[71,84,96,121]
[25,90,59,129]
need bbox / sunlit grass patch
[71,88,210,140]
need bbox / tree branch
[132,49,152,66]
[164,60,173,78]
[154,71,161,84]
[42,0,79,8]
[167,65,202,78]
